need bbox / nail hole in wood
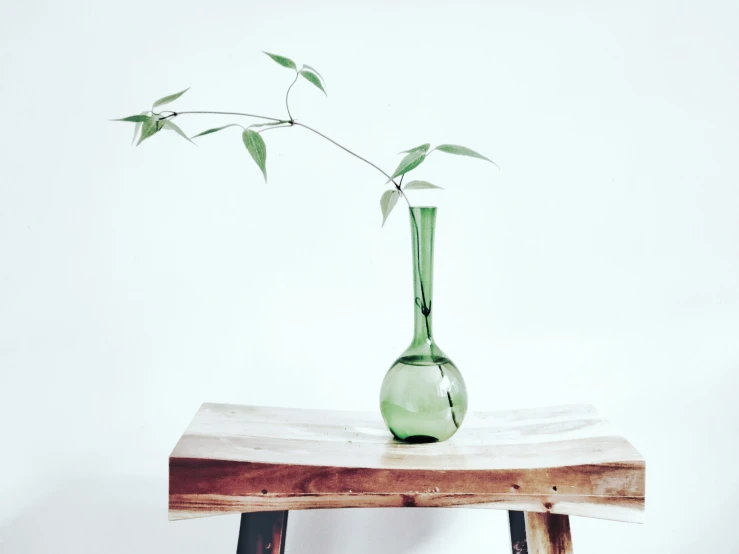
[261,489,268,494]
[401,494,416,507]
[552,486,557,491]
[512,484,520,490]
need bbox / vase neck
[409,207,436,346]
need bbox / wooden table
[169,403,645,554]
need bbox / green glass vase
[380,206,468,442]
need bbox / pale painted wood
[169,403,645,522]
[524,512,574,554]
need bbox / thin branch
[285,72,300,121]
[174,110,284,122]
[248,120,291,129]
[163,112,404,192]
[399,188,412,207]
[258,123,293,134]
[293,122,400,188]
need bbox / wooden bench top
[169,403,645,523]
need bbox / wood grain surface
[169,403,644,523]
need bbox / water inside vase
[380,354,467,443]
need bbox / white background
[1,1,737,552]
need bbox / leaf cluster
[379,143,497,225]
[113,88,192,146]
[113,52,497,226]
[263,52,327,95]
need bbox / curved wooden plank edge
[169,492,644,524]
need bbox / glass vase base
[380,355,467,443]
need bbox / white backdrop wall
[1,1,737,552]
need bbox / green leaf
[263,51,297,70]
[399,143,430,155]
[433,144,498,167]
[403,180,443,190]
[152,87,190,109]
[302,64,326,86]
[161,120,195,144]
[136,117,161,146]
[242,129,268,182]
[114,114,151,123]
[299,69,327,95]
[130,112,149,145]
[191,124,241,139]
[390,150,426,180]
[380,189,400,226]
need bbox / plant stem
[164,111,399,187]
[258,123,293,134]
[282,125,438,341]
[173,111,285,122]
[285,124,438,338]
[285,72,300,121]
[407,197,458,429]
[291,123,442,355]
[292,122,400,187]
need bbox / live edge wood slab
[169,403,645,525]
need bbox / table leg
[509,511,573,554]
[508,511,528,553]
[236,511,289,554]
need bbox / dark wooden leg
[508,511,528,553]
[509,511,573,554]
[524,512,573,554]
[236,511,288,554]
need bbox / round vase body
[381,352,467,442]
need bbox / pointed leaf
[152,87,189,109]
[390,150,426,180]
[399,143,430,155]
[132,121,142,145]
[433,144,498,166]
[191,124,240,139]
[263,52,297,70]
[380,189,400,226]
[136,117,161,146]
[161,120,195,144]
[114,114,151,123]
[242,129,268,182]
[299,69,326,95]
[403,180,443,190]
[130,111,149,145]
[302,64,326,86]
